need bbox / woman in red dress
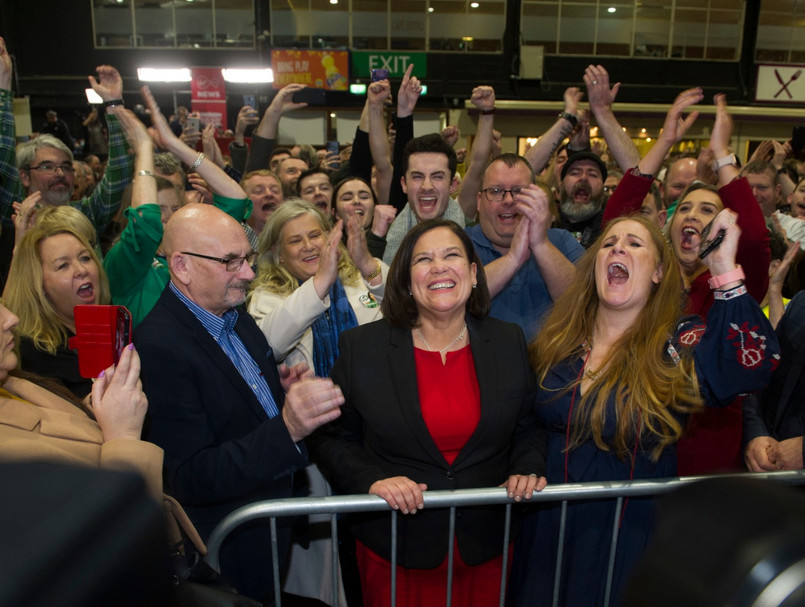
[310,219,547,607]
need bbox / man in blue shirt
[467,153,584,341]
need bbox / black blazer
[744,291,805,463]
[136,286,308,601]
[309,314,546,569]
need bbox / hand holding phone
[698,220,726,260]
[68,305,132,378]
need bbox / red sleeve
[718,177,770,304]
[601,169,654,228]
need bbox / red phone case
[67,305,132,378]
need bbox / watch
[711,153,737,173]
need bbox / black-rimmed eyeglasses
[480,187,523,202]
[181,251,257,272]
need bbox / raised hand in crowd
[254,82,308,140]
[202,123,226,169]
[371,201,397,239]
[397,63,422,118]
[233,105,260,146]
[0,36,11,90]
[367,79,393,203]
[441,125,460,149]
[524,85,583,174]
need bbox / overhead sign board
[351,52,427,79]
[756,64,805,104]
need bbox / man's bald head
[164,204,255,316]
[661,157,697,209]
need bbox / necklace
[415,323,467,354]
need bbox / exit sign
[351,52,427,79]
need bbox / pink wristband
[708,265,745,290]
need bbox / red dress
[356,345,509,607]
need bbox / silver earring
[472,283,477,289]
[408,289,412,296]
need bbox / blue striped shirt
[170,282,279,418]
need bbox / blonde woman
[247,199,385,607]
[5,206,110,398]
[248,199,386,373]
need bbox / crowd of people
[0,32,803,606]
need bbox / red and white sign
[191,67,228,130]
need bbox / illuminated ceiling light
[462,36,474,41]
[350,83,367,94]
[607,6,616,13]
[428,6,434,11]
[85,88,103,104]
[330,0,338,4]
[646,137,652,142]
[221,68,274,83]
[640,128,647,133]
[137,67,192,82]
[470,2,479,7]
[330,112,337,118]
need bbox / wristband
[191,152,205,170]
[713,284,747,301]
[478,108,496,115]
[708,265,745,290]
[103,99,124,108]
[363,262,382,281]
[137,169,155,177]
[558,112,578,127]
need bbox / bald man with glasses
[136,203,344,604]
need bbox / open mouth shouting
[679,225,701,252]
[76,281,96,302]
[607,262,629,285]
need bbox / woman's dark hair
[333,176,379,209]
[381,219,490,328]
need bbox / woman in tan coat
[0,300,162,498]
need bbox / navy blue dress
[508,296,780,607]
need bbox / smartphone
[243,94,256,109]
[292,88,327,105]
[698,220,726,260]
[68,305,132,378]
[185,116,201,133]
[371,68,389,82]
[326,140,340,170]
[793,126,805,154]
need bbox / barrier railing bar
[499,503,512,607]
[446,506,456,606]
[205,471,805,579]
[391,509,397,607]
[330,513,339,607]
[270,517,281,607]
[603,497,624,607]
[552,500,568,607]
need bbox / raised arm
[0,36,22,223]
[457,86,496,219]
[367,80,394,205]
[79,65,135,231]
[142,86,245,201]
[388,65,421,209]
[524,87,582,174]
[584,65,641,171]
[637,88,703,177]
[245,83,307,173]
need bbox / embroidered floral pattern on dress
[727,322,780,369]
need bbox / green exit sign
[351,52,427,79]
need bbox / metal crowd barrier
[205,470,805,607]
